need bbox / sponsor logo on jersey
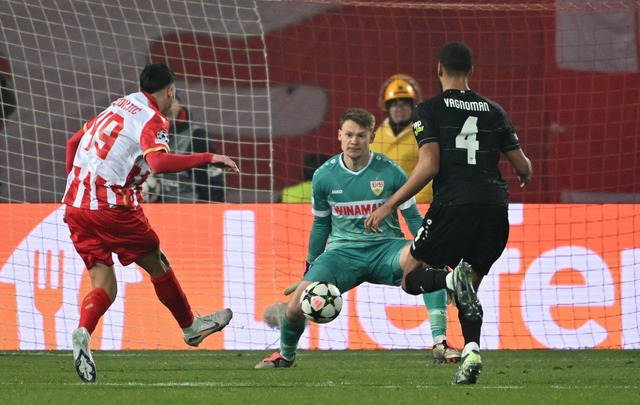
[413,120,424,137]
[156,129,169,144]
[333,201,384,218]
[370,180,384,196]
[331,189,343,194]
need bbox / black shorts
[410,203,509,276]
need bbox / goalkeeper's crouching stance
[256,108,460,369]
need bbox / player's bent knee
[404,268,436,295]
[403,270,424,295]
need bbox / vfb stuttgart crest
[370,180,384,196]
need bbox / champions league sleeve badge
[155,129,169,145]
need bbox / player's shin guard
[404,268,448,295]
[422,290,447,338]
[280,316,306,360]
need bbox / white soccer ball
[299,281,343,324]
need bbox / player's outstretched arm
[146,151,239,174]
[209,154,240,173]
[284,213,330,296]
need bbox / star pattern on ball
[300,281,343,324]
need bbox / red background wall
[151,4,640,203]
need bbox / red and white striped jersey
[63,92,171,209]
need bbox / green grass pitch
[1,349,639,404]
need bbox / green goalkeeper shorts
[303,239,409,294]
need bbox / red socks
[151,267,194,328]
[78,268,194,334]
[78,288,112,334]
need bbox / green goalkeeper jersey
[307,152,423,261]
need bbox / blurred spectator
[279,153,330,203]
[145,91,225,202]
[371,74,433,203]
[0,72,16,131]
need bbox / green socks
[422,290,447,338]
[280,316,307,360]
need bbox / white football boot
[183,308,233,347]
[72,327,96,383]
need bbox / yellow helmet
[378,74,422,111]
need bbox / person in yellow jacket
[371,74,433,203]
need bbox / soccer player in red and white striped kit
[63,62,239,383]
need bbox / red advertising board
[0,204,638,350]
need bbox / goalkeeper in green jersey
[256,108,460,369]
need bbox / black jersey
[411,89,521,207]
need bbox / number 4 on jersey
[455,116,479,165]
